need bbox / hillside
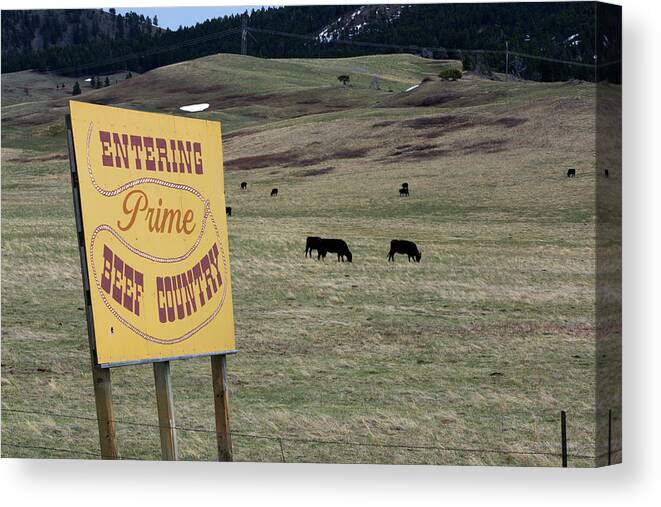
[1,54,453,151]
[2,53,619,465]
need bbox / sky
[112,6,274,30]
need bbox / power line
[248,26,619,69]
[248,26,427,53]
[37,21,619,78]
[47,27,242,75]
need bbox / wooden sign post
[66,102,236,461]
[67,117,120,459]
[154,361,178,460]
[211,355,233,461]
[92,364,119,459]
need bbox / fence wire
[2,407,619,462]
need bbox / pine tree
[153,15,158,26]
[72,81,81,95]
[104,76,110,87]
[90,76,96,88]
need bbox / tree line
[1,4,620,83]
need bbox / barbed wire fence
[1,406,621,465]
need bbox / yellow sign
[68,101,235,366]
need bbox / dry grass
[1,53,612,466]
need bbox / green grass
[1,53,617,466]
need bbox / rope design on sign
[90,204,211,265]
[83,120,230,345]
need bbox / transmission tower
[241,16,248,56]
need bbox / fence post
[560,410,568,467]
[608,409,612,465]
[153,360,178,460]
[279,438,286,463]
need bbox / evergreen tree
[90,76,96,88]
[104,76,110,86]
[153,15,158,26]
[72,81,81,95]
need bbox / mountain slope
[1,9,159,71]
[2,4,621,83]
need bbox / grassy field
[1,53,618,465]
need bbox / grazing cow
[402,182,409,189]
[387,239,421,263]
[399,187,409,197]
[567,169,576,178]
[226,206,232,217]
[271,188,278,197]
[605,169,609,178]
[318,238,352,262]
[305,236,322,258]
[241,181,248,190]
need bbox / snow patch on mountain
[316,4,408,44]
[564,33,581,47]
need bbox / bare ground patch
[226,147,372,171]
[333,147,372,159]
[372,120,398,128]
[492,117,528,128]
[225,149,300,170]
[416,93,458,107]
[224,129,260,140]
[295,166,335,177]
[383,143,451,162]
[457,139,508,155]
[7,152,68,163]
[402,115,471,130]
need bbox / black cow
[226,206,232,217]
[305,236,322,258]
[271,188,278,197]
[318,238,352,262]
[399,187,409,197]
[402,182,409,189]
[387,240,421,262]
[567,169,576,178]
[241,181,248,190]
